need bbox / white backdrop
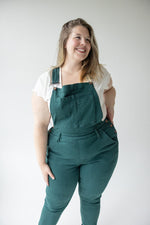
[0,1,150,225]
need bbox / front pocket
[101,128,118,144]
[100,120,118,143]
[46,146,50,164]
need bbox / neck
[61,59,82,74]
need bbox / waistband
[48,117,109,137]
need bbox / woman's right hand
[40,163,55,186]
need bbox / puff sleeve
[101,66,112,90]
[32,71,51,102]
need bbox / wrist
[106,104,115,109]
[39,161,47,169]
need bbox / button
[110,124,113,127]
[53,87,57,90]
[105,119,108,122]
[89,81,93,84]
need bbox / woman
[32,18,119,225]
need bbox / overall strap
[52,67,60,84]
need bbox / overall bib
[38,67,119,225]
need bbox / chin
[76,55,88,62]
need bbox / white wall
[0,0,150,225]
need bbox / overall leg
[78,141,118,225]
[38,155,79,225]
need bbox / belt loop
[57,132,62,142]
[95,128,100,138]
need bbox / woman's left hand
[106,106,114,124]
[103,86,116,124]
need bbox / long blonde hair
[52,18,104,82]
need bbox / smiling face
[64,25,91,64]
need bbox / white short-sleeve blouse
[32,66,111,128]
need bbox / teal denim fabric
[38,68,119,225]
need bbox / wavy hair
[52,18,104,81]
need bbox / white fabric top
[32,66,111,128]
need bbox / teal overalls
[38,67,119,225]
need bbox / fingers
[44,173,49,186]
[107,113,114,124]
[41,163,55,186]
[46,166,55,186]
[48,167,55,181]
